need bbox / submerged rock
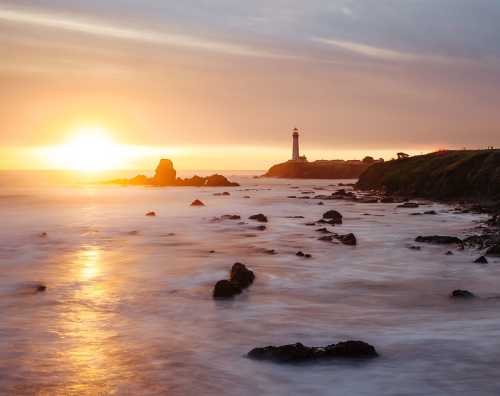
[248,340,378,363]
[415,235,462,244]
[451,289,475,299]
[221,214,241,220]
[213,280,242,299]
[249,214,268,223]
[255,225,267,231]
[322,210,343,224]
[145,211,156,217]
[191,199,205,207]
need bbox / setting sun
[45,127,128,172]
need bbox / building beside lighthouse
[291,127,307,162]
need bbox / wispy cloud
[314,37,450,63]
[0,7,285,58]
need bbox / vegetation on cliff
[356,150,500,200]
[263,159,376,179]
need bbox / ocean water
[0,172,499,395]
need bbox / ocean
[0,171,499,395]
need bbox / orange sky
[1,1,499,170]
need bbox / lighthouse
[292,128,300,161]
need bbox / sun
[48,127,127,172]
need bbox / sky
[1,0,500,170]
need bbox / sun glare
[47,127,127,172]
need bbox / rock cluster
[213,263,255,299]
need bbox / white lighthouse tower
[292,128,300,161]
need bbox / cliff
[108,159,239,187]
[356,150,500,200]
[263,160,373,179]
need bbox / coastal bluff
[262,159,374,179]
[108,159,239,187]
[356,149,500,200]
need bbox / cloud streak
[314,37,450,63]
[0,7,284,58]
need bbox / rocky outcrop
[263,160,374,179]
[249,214,268,223]
[213,263,255,299]
[248,340,378,363]
[356,149,500,200]
[108,159,239,187]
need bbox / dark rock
[255,225,267,231]
[336,233,357,246]
[409,245,422,251]
[145,211,156,216]
[213,280,242,299]
[286,216,304,219]
[296,251,305,257]
[265,249,277,255]
[38,232,48,238]
[318,202,324,206]
[380,197,395,203]
[248,340,378,363]
[424,210,438,215]
[315,227,332,234]
[209,250,216,254]
[287,196,297,199]
[305,222,316,226]
[415,235,462,244]
[445,251,453,255]
[451,289,475,298]
[486,243,500,256]
[36,284,47,292]
[474,256,488,263]
[322,210,343,224]
[191,199,205,207]
[318,236,333,242]
[221,214,241,220]
[249,214,268,223]
[222,191,231,196]
[397,202,419,208]
[304,254,312,258]
[243,196,251,199]
[230,263,255,289]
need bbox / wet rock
[145,211,156,216]
[380,197,395,203]
[486,243,500,256]
[249,214,268,223]
[255,225,267,231]
[213,280,242,299]
[322,210,343,224]
[474,256,488,263]
[191,199,205,207]
[318,235,334,242]
[397,202,419,208]
[209,250,216,254]
[415,235,462,244]
[243,196,251,199]
[445,251,453,255]
[230,262,255,289]
[287,196,297,199]
[296,251,305,257]
[409,245,422,251]
[358,198,378,204]
[305,254,312,259]
[36,284,47,292]
[305,222,316,226]
[315,227,332,234]
[424,210,437,215]
[318,202,324,206]
[451,289,475,298]
[286,216,304,219]
[38,232,48,238]
[221,214,241,220]
[265,249,277,255]
[248,340,378,363]
[335,233,357,246]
